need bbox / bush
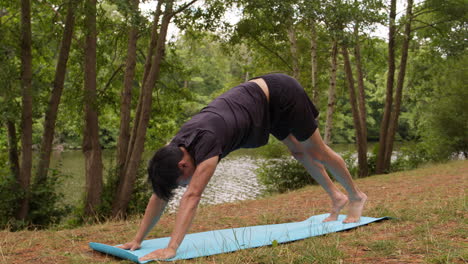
[256,157,316,193]
[0,173,21,229]
[96,156,151,220]
[255,137,289,159]
[0,166,70,230]
[28,168,71,228]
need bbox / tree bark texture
[310,21,318,103]
[35,0,77,186]
[376,0,397,174]
[287,25,300,79]
[83,0,103,217]
[116,0,139,185]
[126,0,163,170]
[6,120,20,180]
[324,40,338,145]
[113,0,140,217]
[113,0,173,217]
[342,46,368,177]
[353,23,368,143]
[384,0,413,169]
[17,0,33,221]
[353,24,369,177]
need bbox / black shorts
[259,73,320,141]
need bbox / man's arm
[118,193,167,250]
[139,155,219,261]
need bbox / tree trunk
[353,24,369,177]
[353,23,368,143]
[35,0,77,186]
[310,20,318,103]
[112,0,173,217]
[376,0,397,174]
[384,0,413,169]
[126,0,163,169]
[342,46,368,177]
[324,40,338,145]
[17,0,33,221]
[287,25,300,79]
[83,0,103,217]
[6,121,20,180]
[112,0,140,218]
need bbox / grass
[1,160,466,264]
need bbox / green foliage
[255,137,289,159]
[0,158,70,230]
[91,156,151,220]
[28,168,72,229]
[418,57,468,161]
[256,157,316,193]
[0,170,21,229]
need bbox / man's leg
[282,134,348,222]
[297,129,367,223]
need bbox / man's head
[147,145,195,201]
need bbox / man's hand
[139,247,176,261]
[116,240,141,251]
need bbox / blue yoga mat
[90,214,389,263]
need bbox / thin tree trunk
[113,0,140,218]
[126,0,163,169]
[113,0,174,217]
[353,24,369,177]
[17,0,33,221]
[353,23,368,142]
[310,20,318,103]
[83,0,103,217]
[324,40,338,145]
[35,0,77,186]
[384,0,413,169]
[342,46,368,177]
[6,121,20,180]
[376,0,397,174]
[287,25,300,79]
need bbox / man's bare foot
[343,192,368,223]
[323,193,348,222]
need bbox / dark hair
[147,145,183,201]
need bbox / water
[167,156,264,212]
[50,149,267,209]
[50,143,370,210]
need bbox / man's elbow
[181,191,202,207]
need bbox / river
[50,143,371,211]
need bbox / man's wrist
[134,236,143,244]
[167,242,179,251]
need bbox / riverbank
[1,160,466,264]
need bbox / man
[118,73,367,261]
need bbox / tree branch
[249,34,293,72]
[170,0,197,18]
[101,64,124,95]
[412,18,458,33]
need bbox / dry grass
[1,160,466,264]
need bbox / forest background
[0,0,466,230]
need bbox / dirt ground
[1,160,466,264]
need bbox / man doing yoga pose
[118,73,367,261]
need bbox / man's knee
[290,149,305,161]
[305,147,329,165]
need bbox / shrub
[256,157,316,193]
[0,165,70,230]
[256,138,289,159]
[96,156,151,220]
[0,173,21,229]
[28,168,71,228]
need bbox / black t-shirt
[170,81,269,165]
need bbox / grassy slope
[1,160,466,264]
